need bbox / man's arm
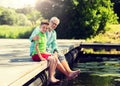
[52,31,59,53]
[29,27,39,42]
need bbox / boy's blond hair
[40,19,49,25]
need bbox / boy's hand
[53,52,58,58]
[36,43,39,47]
[40,58,46,61]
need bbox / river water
[70,57,120,86]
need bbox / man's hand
[33,35,40,41]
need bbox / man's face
[49,20,59,30]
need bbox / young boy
[31,20,60,83]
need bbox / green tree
[26,9,42,26]
[16,6,43,26]
[111,0,120,22]
[17,13,31,26]
[35,0,118,39]
[0,9,17,25]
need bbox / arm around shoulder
[29,27,40,42]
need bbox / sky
[0,0,36,8]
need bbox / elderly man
[46,17,80,77]
[29,17,80,80]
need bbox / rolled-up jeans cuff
[58,55,66,62]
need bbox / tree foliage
[26,9,42,26]
[17,13,31,26]
[16,6,43,26]
[0,6,43,26]
[35,0,118,39]
[111,0,120,22]
[0,8,17,25]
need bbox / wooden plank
[9,61,49,86]
[0,60,48,86]
[80,43,120,50]
[29,78,42,86]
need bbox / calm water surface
[70,58,120,86]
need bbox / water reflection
[72,59,120,86]
[47,58,120,86]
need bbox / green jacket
[46,30,58,53]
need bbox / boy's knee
[48,56,54,61]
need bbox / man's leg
[58,55,80,78]
[58,55,72,73]
[60,59,72,73]
[56,60,69,77]
[55,56,79,79]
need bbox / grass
[83,24,120,54]
[0,25,34,38]
[86,24,120,43]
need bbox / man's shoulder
[52,30,56,34]
[46,30,56,34]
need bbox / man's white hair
[50,17,60,25]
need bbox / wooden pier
[0,39,83,86]
[0,39,120,86]
[75,42,120,63]
[79,43,120,51]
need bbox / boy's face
[40,24,49,33]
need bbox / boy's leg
[47,56,60,83]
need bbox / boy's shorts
[32,54,51,61]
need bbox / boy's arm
[35,43,46,61]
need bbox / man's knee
[58,55,66,62]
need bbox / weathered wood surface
[0,39,48,86]
[80,43,120,50]
[0,39,83,86]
